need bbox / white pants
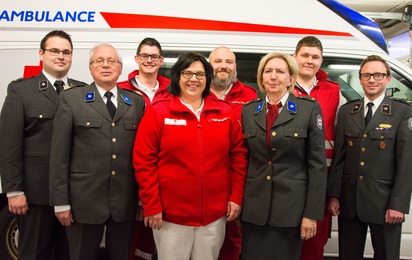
[153,216,226,260]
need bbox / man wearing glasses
[118,37,170,106]
[0,30,85,260]
[49,43,145,260]
[327,55,412,260]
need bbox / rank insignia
[121,94,132,105]
[351,102,362,113]
[380,141,385,149]
[381,104,391,114]
[84,92,95,102]
[39,81,48,90]
[255,102,263,113]
[409,117,412,131]
[135,91,142,96]
[317,114,322,130]
[287,101,297,113]
[349,140,353,147]
[376,123,392,130]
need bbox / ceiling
[338,0,412,38]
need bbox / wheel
[0,207,18,260]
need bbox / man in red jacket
[292,36,344,260]
[117,37,170,260]
[209,46,257,260]
[117,37,170,106]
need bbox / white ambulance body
[0,0,411,259]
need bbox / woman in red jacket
[133,52,248,260]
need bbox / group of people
[0,29,411,260]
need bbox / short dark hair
[136,37,162,56]
[169,52,213,98]
[295,36,323,55]
[359,55,391,77]
[40,30,73,51]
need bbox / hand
[136,206,144,221]
[144,212,162,230]
[55,209,74,226]
[301,217,317,240]
[227,201,242,221]
[8,194,29,215]
[385,209,404,224]
[327,197,340,216]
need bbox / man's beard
[211,70,237,88]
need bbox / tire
[0,207,18,260]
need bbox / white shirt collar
[133,76,159,102]
[295,76,318,95]
[95,84,118,108]
[266,92,289,113]
[42,70,69,89]
[364,93,385,117]
[221,83,234,100]
[180,98,204,121]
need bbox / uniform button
[294,133,298,137]
[112,155,116,159]
[112,122,115,126]
[111,171,116,175]
[272,148,276,151]
[87,122,90,126]
[272,132,276,136]
[268,161,272,165]
[348,133,351,137]
[361,148,366,152]
[133,125,136,128]
[381,136,384,139]
[359,176,363,180]
[360,162,364,166]
[112,138,116,142]
[267,176,271,180]
[363,134,367,138]
[247,134,250,137]
[39,115,43,118]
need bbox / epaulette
[64,84,86,91]
[244,98,262,106]
[12,76,35,83]
[297,96,316,102]
[393,97,411,105]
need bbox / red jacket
[293,70,340,169]
[117,70,171,105]
[133,95,248,226]
[210,80,257,122]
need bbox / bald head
[209,47,237,88]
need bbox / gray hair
[89,42,123,65]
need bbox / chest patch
[165,118,187,126]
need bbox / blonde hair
[257,52,298,94]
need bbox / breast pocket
[28,109,54,120]
[284,128,307,139]
[123,120,139,131]
[75,118,102,128]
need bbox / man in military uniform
[327,55,412,260]
[49,43,145,260]
[0,30,85,260]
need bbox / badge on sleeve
[255,102,264,113]
[287,101,297,113]
[121,94,132,105]
[317,114,323,130]
[408,117,412,131]
[39,80,48,90]
[84,92,95,102]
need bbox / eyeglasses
[137,53,162,62]
[181,71,206,80]
[44,49,72,57]
[90,58,121,66]
[360,73,388,81]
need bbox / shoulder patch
[297,96,316,102]
[244,98,262,106]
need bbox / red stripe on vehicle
[100,12,353,37]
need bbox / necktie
[365,102,373,127]
[266,102,282,151]
[104,91,116,119]
[54,80,64,94]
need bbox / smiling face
[293,46,323,81]
[360,61,391,101]
[134,45,164,76]
[262,58,295,97]
[89,45,123,90]
[179,61,206,104]
[39,36,72,79]
[209,47,237,88]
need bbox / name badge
[165,118,187,126]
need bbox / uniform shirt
[132,76,159,102]
[265,92,289,114]
[364,93,385,118]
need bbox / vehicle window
[158,52,412,102]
